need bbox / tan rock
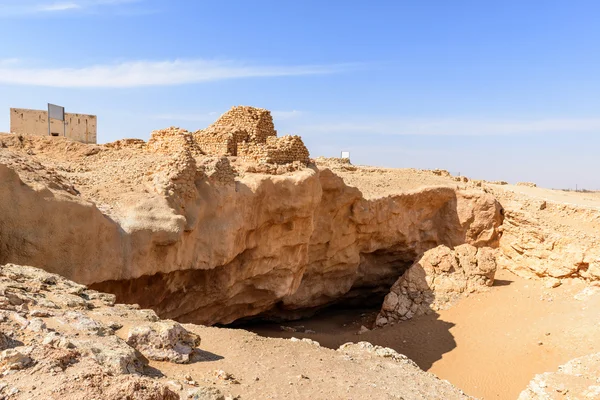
[377,244,497,326]
[492,187,600,281]
[126,321,201,364]
[0,348,31,371]
[0,107,503,325]
[518,353,600,399]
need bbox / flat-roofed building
[10,108,97,144]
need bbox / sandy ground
[492,183,600,210]
[246,269,600,399]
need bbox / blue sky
[1,0,599,189]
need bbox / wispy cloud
[272,110,304,120]
[0,0,142,16]
[37,2,81,11]
[0,59,353,88]
[297,116,600,136]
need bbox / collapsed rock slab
[377,244,497,326]
[126,320,201,364]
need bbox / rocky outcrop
[89,169,502,325]
[0,263,188,399]
[492,187,600,281]
[518,353,600,399]
[0,108,503,325]
[0,262,476,400]
[0,141,502,325]
[376,244,497,326]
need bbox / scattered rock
[215,369,239,384]
[358,325,370,335]
[518,352,600,399]
[544,278,561,289]
[74,335,145,375]
[188,386,226,400]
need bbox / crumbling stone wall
[192,126,248,156]
[238,135,310,164]
[210,106,277,142]
[147,127,203,156]
[194,106,309,165]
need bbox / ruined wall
[210,106,277,143]
[147,127,203,156]
[238,135,310,164]
[193,126,248,156]
[194,106,308,164]
[10,108,97,144]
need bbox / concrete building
[10,108,97,144]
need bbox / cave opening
[231,247,418,342]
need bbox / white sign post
[341,151,350,159]
[48,103,66,137]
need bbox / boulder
[377,244,497,326]
[74,335,145,375]
[0,348,32,371]
[126,321,201,364]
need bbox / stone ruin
[142,106,311,213]
[144,106,310,166]
[146,127,203,156]
[193,106,310,164]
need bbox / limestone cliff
[0,145,502,325]
[0,107,503,325]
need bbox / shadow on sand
[242,306,456,371]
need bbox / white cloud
[0,59,351,88]
[37,2,81,11]
[0,0,142,15]
[298,116,600,136]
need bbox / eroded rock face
[518,352,600,399]
[0,152,503,325]
[0,113,503,325]
[491,187,600,281]
[376,244,497,326]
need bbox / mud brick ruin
[194,106,310,164]
[143,106,309,166]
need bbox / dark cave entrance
[231,246,418,336]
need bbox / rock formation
[0,108,503,325]
[0,262,473,399]
[0,263,189,399]
[518,352,600,399]
[490,185,600,281]
[376,244,497,326]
